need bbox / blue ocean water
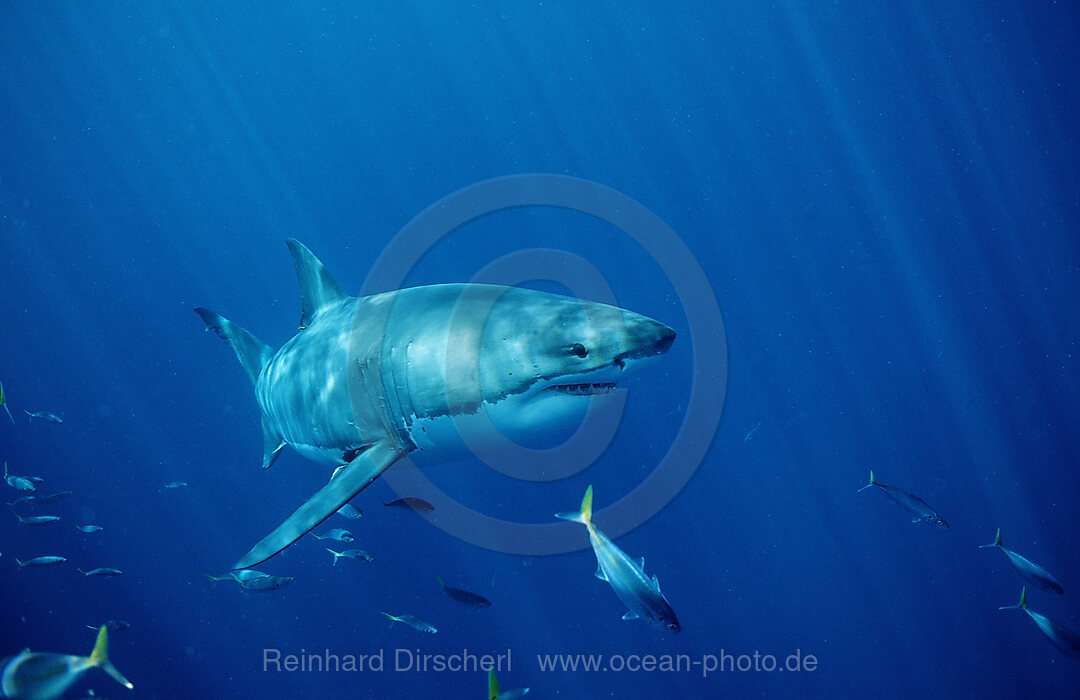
[2,2,1079,698]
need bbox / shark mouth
[549,382,618,396]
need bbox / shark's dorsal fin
[286,239,349,330]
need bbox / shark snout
[655,325,676,354]
[614,319,676,369]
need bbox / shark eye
[570,343,588,358]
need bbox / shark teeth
[551,382,617,396]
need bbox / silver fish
[0,381,13,423]
[9,491,72,507]
[78,567,124,577]
[24,409,63,424]
[0,625,132,699]
[85,620,130,633]
[327,548,374,564]
[859,470,949,528]
[14,513,61,526]
[75,524,105,534]
[556,486,680,633]
[1000,587,1080,660]
[4,462,37,493]
[335,504,364,520]
[489,668,529,700]
[15,556,67,567]
[204,569,294,591]
[981,528,1064,594]
[381,612,437,635]
[312,528,355,543]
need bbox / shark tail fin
[999,587,1028,611]
[857,470,876,492]
[286,239,349,330]
[488,667,501,700]
[88,625,134,690]
[980,527,1003,549]
[555,485,594,525]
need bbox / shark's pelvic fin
[261,416,287,470]
[193,308,273,385]
[233,440,404,569]
[286,238,349,330]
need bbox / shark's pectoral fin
[233,441,404,569]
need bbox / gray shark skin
[196,239,675,569]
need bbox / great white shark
[195,239,675,569]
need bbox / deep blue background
[2,2,1079,698]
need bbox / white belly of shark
[195,239,675,569]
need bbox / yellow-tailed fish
[556,485,680,633]
[0,381,12,423]
[0,625,132,699]
[488,667,529,700]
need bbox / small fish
[380,612,437,635]
[1000,587,1080,660]
[163,481,188,489]
[15,556,67,567]
[204,569,294,591]
[0,381,13,423]
[383,497,435,513]
[35,490,73,504]
[981,528,1064,594]
[85,620,131,633]
[24,409,63,424]
[435,574,491,608]
[858,470,949,528]
[743,421,761,443]
[0,625,133,699]
[14,513,62,525]
[79,567,124,577]
[4,462,37,493]
[327,548,374,565]
[9,491,73,506]
[556,486,681,633]
[488,667,529,700]
[312,528,355,543]
[234,573,294,591]
[75,524,105,534]
[335,504,363,520]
